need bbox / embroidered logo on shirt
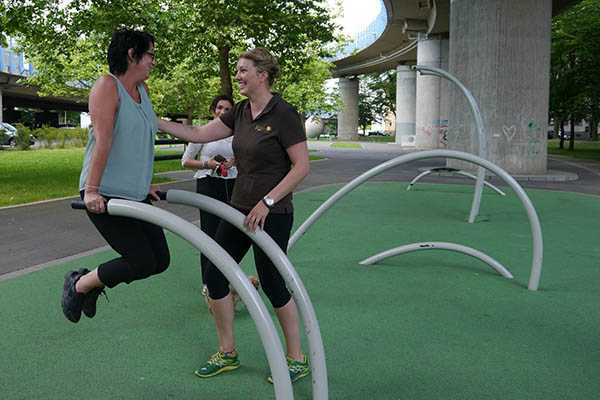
[255,124,272,133]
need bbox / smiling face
[212,99,233,119]
[129,43,155,81]
[235,57,268,97]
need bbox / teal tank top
[79,74,157,201]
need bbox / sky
[328,0,383,37]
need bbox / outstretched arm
[158,118,232,143]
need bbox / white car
[0,122,18,147]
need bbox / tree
[550,0,600,149]
[165,0,336,98]
[5,0,337,112]
[278,49,339,117]
[357,71,397,133]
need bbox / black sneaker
[82,285,108,319]
[61,269,88,323]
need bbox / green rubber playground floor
[2,182,600,399]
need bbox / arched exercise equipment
[406,167,506,196]
[359,242,513,279]
[71,197,295,399]
[72,190,329,399]
[412,65,488,223]
[288,149,543,291]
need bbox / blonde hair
[239,48,280,86]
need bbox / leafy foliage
[550,0,600,146]
[3,0,339,118]
[357,71,396,133]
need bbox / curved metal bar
[407,170,434,189]
[106,200,294,399]
[455,171,505,196]
[164,190,328,400]
[288,149,543,291]
[413,64,487,223]
[359,241,514,279]
[407,167,506,196]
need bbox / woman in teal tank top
[61,29,170,323]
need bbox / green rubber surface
[2,182,599,399]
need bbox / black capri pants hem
[205,211,293,309]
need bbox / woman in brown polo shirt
[158,48,310,383]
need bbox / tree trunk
[553,118,560,141]
[568,118,575,151]
[218,45,233,98]
[186,106,194,126]
[591,117,598,141]
[559,120,565,149]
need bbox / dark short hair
[209,94,234,114]
[239,48,280,86]
[107,28,155,75]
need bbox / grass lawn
[0,147,184,207]
[330,142,363,149]
[548,139,600,161]
[0,148,322,207]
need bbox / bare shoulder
[89,74,119,112]
[91,74,118,97]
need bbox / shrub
[14,124,33,150]
[33,126,89,148]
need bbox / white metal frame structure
[288,150,544,291]
[164,190,328,400]
[412,65,488,223]
[406,166,506,196]
[359,242,513,279]
[103,200,296,398]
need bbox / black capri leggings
[196,176,235,284]
[205,211,293,308]
[81,192,170,288]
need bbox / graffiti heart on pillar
[502,125,517,142]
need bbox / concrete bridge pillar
[415,35,443,149]
[395,65,416,147]
[447,0,551,174]
[337,77,359,140]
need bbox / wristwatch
[262,195,275,209]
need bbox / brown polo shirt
[219,93,306,214]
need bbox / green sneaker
[267,354,310,384]
[195,351,240,378]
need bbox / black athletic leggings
[205,211,293,308]
[81,192,170,288]
[196,176,235,284]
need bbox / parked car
[0,122,18,147]
[0,122,37,147]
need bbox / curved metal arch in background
[406,167,506,196]
[288,149,543,291]
[359,241,514,279]
[105,200,295,400]
[164,190,328,400]
[413,64,488,224]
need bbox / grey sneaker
[61,270,87,323]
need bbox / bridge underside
[333,0,580,77]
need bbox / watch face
[264,196,274,206]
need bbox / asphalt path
[2,142,599,279]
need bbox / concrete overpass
[333,0,581,175]
[1,42,88,126]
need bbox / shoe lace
[208,352,226,366]
[288,357,308,373]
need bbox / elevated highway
[332,0,581,175]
